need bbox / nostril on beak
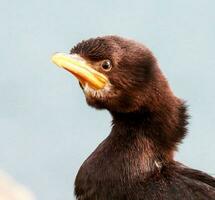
[79,81,84,90]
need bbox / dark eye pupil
[102,60,111,70]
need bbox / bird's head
[52,36,172,113]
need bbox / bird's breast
[74,136,159,199]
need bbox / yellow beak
[51,53,108,90]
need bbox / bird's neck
[110,100,188,166]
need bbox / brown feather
[69,36,215,200]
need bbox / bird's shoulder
[75,161,215,200]
[160,161,215,200]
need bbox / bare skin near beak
[52,53,108,90]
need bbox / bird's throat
[110,101,188,163]
[75,98,188,199]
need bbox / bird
[52,35,215,200]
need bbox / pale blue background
[0,0,214,199]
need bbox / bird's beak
[51,53,108,90]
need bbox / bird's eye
[101,60,112,71]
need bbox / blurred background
[0,0,215,199]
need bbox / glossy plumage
[66,36,215,200]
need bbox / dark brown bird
[52,36,215,200]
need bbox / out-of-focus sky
[0,0,214,199]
